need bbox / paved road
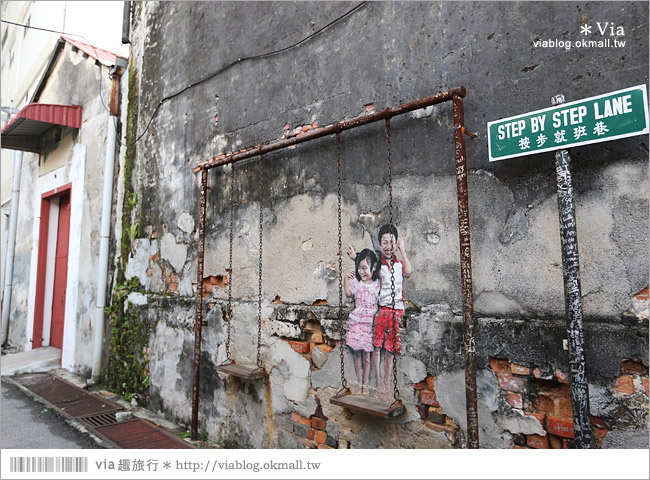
[1,379,102,449]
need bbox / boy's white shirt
[378,259,405,310]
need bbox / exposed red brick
[527,434,549,449]
[428,408,446,424]
[314,430,327,445]
[312,121,318,129]
[317,445,333,449]
[621,359,648,375]
[310,333,324,344]
[555,368,569,384]
[313,405,327,420]
[307,428,315,440]
[511,363,531,376]
[292,413,310,426]
[413,381,425,390]
[590,416,607,429]
[365,104,376,113]
[547,416,574,439]
[416,404,428,419]
[615,375,634,394]
[425,377,435,391]
[311,417,327,431]
[507,392,523,409]
[168,282,178,292]
[420,390,440,407]
[562,438,575,449]
[593,427,609,447]
[533,367,554,380]
[289,341,311,354]
[283,123,290,130]
[151,231,158,239]
[302,125,312,132]
[533,394,555,415]
[513,446,529,449]
[497,374,525,393]
[203,282,214,293]
[146,268,152,276]
[490,358,510,374]
[548,434,563,449]
[643,377,649,397]
[312,299,327,306]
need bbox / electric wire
[1,18,115,115]
[3,2,368,148]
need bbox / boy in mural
[343,249,381,395]
[347,224,412,402]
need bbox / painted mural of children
[373,224,412,401]
[343,248,381,396]
[347,224,412,402]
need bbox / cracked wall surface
[121,2,649,448]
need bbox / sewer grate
[93,419,195,449]
[13,373,122,418]
[78,411,119,428]
[14,373,88,403]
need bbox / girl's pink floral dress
[346,278,380,352]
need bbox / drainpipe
[1,149,23,345]
[91,67,122,382]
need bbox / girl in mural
[343,248,381,396]
[348,224,412,402]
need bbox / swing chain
[336,132,347,390]
[257,154,264,368]
[386,118,400,402]
[226,162,234,361]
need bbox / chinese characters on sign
[487,85,649,162]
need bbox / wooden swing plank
[330,393,405,418]
[215,363,266,381]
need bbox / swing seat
[215,362,266,381]
[330,391,405,418]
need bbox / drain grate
[93,419,195,449]
[78,411,119,428]
[13,373,122,418]
[13,373,192,449]
[14,373,88,403]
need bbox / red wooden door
[49,193,71,349]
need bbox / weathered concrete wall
[6,42,119,377]
[122,1,649,448]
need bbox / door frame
[32,183,71,349]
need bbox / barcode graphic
[9,457,88,473]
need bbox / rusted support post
[191,167,208,441]
[452,93,479,449]
[550,94,593,449]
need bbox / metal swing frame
[191,86,479,447]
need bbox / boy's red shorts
[373,306,403,354]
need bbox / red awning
[1,103,82,153]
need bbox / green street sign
[487,85,649,162]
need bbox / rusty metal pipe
[452,93,479,449]
[191,167,208,440]
[198,87,466,170]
